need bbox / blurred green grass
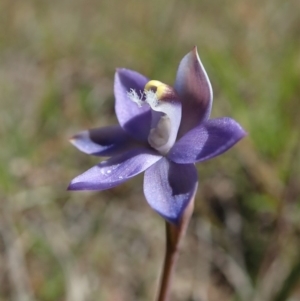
[0,0,300,300]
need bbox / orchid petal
[68,148,162,191]
[114,69,151,141]
[143,158,198,224]
[168,117,246,164]
[175,47,213,137]
[70,125,143,156]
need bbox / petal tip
[67,180,90,191]
[69,132,85,145]
[192,45,198,55]
[67,182,76,191]
[69,136,77,145]
[241,130,248,138]
[67,175,89,191]
[115,68,130,77]
[69,132,87,151]
[236,123,248,140]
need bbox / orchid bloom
[68,47,246,224]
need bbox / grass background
[0,0,300,300]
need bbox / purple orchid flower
[68,47,246,224]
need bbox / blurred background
[0,0,299,300]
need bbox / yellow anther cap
[144,80,172,100]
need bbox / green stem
[156,197,195,301]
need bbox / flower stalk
[157,194,195,301]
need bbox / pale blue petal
[143,158,198,224]
[168,117,246,164]
[68,148,161,190]
[68,148,162,190]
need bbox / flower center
[127,80,182,155]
